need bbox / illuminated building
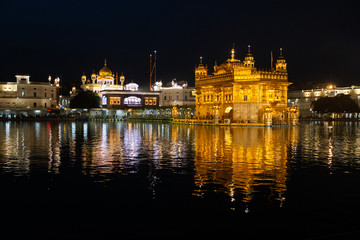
[0,75,60,117]
[153,80,196,106]
[79,59,160,111]
[288,85,360,118]
[195,46,298,125]
[101,89,160,110]
[80,59,125,95]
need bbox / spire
[104,58,107,66]
[245,44,253,57]
[231,44,235,61]
[200,56,203,64]
[244,44,255,68]
[120,72,125,88]
[278,48,285,59]
[214,60,218,72]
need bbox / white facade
[125,82,138,91]
[288,85,360,117]
[80,59,125,95]
[153,80,196,107]
[0,75,59,110]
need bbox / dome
[99,66,112,76]
[99,59,113,77]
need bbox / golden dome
[99,58,113,77]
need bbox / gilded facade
[195,46,297,125]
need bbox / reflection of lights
[83,122,88,141]
[35,122,40,139]
[124,123,142,160]
[328,137,333,172]
[48,122,53,172]
[193,126,298,208]
[244,207,249,214]
[5,121,10,138]
[71,122,76,140]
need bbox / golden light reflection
[193,126,299,208]
[0,121,298,206]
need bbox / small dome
[99,59,113,77]
[99,66,112,77]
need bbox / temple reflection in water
[0,121,301,208]
[193,126,299,207]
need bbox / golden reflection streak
[193,126,299,207]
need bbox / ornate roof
[99,59,113,78]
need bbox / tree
[312,94,360,113]
[70,90,100,109]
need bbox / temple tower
[275,48,287,72]
[195,57,208,81]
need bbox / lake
[1,121,360,239]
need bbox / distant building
[101,89,160,110]
[59,95,71,109]
[194,46,298,125]
[288,85,360,118]
[79,59,159,113]
[80,59,125,95]
[0,75,60,117]
[153,80,196,106]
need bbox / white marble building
[288,84,360,118]
[153,80,196,107]
[0,75,60,117]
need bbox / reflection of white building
[288,84,360,118]
[153,80,195,106]
[0,75,60,117]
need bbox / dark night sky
[0,0,359,90]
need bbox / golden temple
[194,46,298,125]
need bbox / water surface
[1,121,360,239]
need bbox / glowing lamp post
[172,106,178,119]
[264,106,273,126]
[289,106,299,126]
